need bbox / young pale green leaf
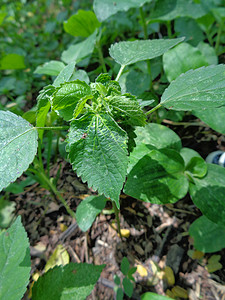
[189,164,225,226]
[124,149,188,204]
[34,60,65,76]
[63,10,101,37]
[36,85,55,141]
[53,61,76,87]
[185,157,207,178]
[107,94,146,126]
[141,292,173,300]
[93,0,151,22]
[66,113,128,207]
[32,263,105,300]
[180,147,201,167]
[189,216,225,253]
[76,195,106,232]
[109,38,184,66]
[0,111,38,191]
[61,30,97,64]
[0,216,31,300]
[161,65,225,111]
[150,0,207,21]
[163,43,208,82]
[0,54,26,70]
[193,106,225,134]
[52,80,92,121]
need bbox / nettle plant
[1,37,225,299]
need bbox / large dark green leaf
[32,263,105,300]
[163,43,208,82]
[0,216,31,300]
[63,10,100,37]
[193,106,225,134]
[161,65,225,111]
[150,0,207,21]
[76,195,106,232]
[189,164,225,226]
[93,0,152,22]
[67,113,128,207]
[61,31,97,64]
[124,149,188,204]
[109,38,184,66]
[34,60,65,76]
[189,216,225,253]
[0,111,38,191]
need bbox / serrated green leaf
[197,42,218,65]
[123,277,133,297]
[93,0,152,22]
[193,106,225,134]
[161,65,225,111]
[185,157,207,178]
[34,60,65,76]
[0,111,38,191]
[174,18,204,47]
[135,123,182,151]
[141,292,173,300]
[76,195,106,232]
[109,38,184,66]
[32,263,105,300]
[61,31,97,64]
[66,113,128,207]
[189,216,225,253]
[0,216,31,300]
[36,85,55,141]
[163,43,208,82]
[0,54,26,70]
[53,61,76,87]
[52,80,92,121]
[189,164,225,226]
[63,10,101,37]
[121,257,130,275]
[150,0,207,21]
[107,94,146,126]
[124,149,188,204]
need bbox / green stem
[215,22,223,54]
[139,6,152,89]
[115,65,126,81]
[35,126,69,131]
[112,201,122,240]
[33,167,76,219]
[37,140,44,172]
[96,40,107,73]
[145,103,162,115]
[47,131,53,177]
[167,21,172,38]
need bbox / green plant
[1,0,225,298]
[114,257,137,299]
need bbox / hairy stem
[96,40,107,73]
[35,126,69,131]
[115,65,126,81]
[145,103,162,115]
[112,201,122,240]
